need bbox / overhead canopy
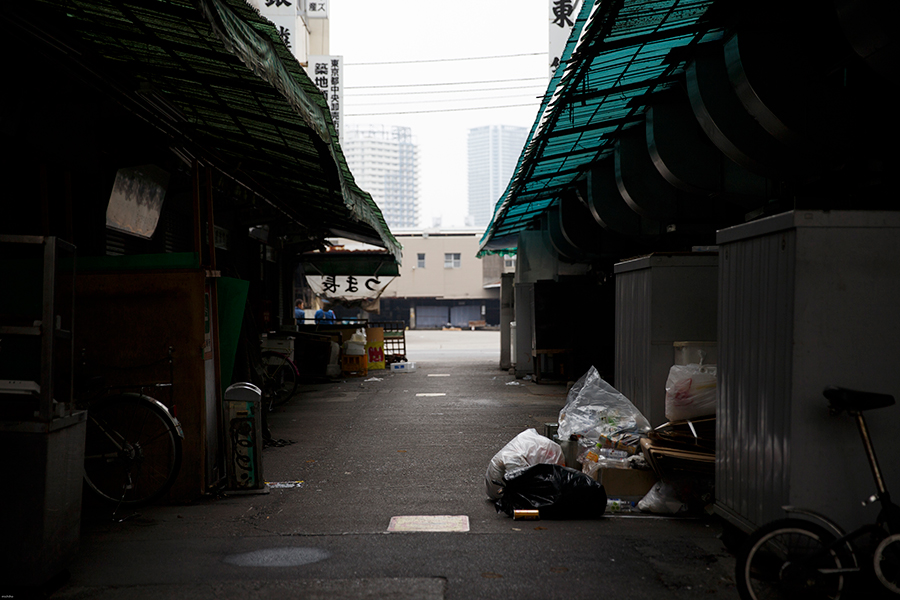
[301,251,400,277]
[479,0,898,258]
[9,0,400,261]
[480,0,722,254]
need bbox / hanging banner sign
[549,0,583,78]
[306,275,395,300]
[307,55,343,141]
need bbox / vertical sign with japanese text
[305,0,329,18]
[549,0,583,78]
[307,55,343,143]
[258,0,298,52]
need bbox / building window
[504,256,516,269]
[417,253,426,269]
[444,253,461,268]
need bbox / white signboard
[549,0,582,78]
[267,15,297,51]
[306,275,395,300]
[307,55,343,141]
[305,0,329,18]
[260,0,298,16]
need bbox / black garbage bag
[495,463,607,519]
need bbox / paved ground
[33,331,738,600]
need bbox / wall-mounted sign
[307,55,343,141]
[549,0,583,78]
[261,0,298,16]
[305,0,328,18]
[306,275,395,300]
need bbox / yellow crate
[341,354,367,377]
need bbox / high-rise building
[467,125,529,229]
[343,124,420,230]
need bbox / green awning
[479,0,721,256]
[301,251,400,277]
[12,0,400,260]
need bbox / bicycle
[77,347,184,508]
[260,349,299,411]
[735,385,900,599]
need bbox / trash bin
[223,383,267,493]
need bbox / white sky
[328,1,552,229]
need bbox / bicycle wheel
[736,518,848,600]
[261,350,298,409]
[874,533,900,594]
[83,393,183,506]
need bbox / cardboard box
[390,362,416,373]
[590,467,657,500]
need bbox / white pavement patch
[427,374,450,377]
[387,515,470,533]
[415,393,445,397]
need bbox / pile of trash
[485,364,717,518]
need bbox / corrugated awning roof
[301,250,400,277]
[10,0,400,261]
[479,0,722,255]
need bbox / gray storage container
[715,210,900,533]
[614,253,719,427]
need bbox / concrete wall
[384,231,494,300]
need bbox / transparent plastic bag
[557,367,650,448]
[637,480,688,514]
[485,428,566,500]
[664,364,717,422]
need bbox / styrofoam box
[261,337,294,358]
[390,362,416,373]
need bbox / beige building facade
[378,230,510,328]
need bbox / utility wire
[345,76,548,90]
[348,93,544,107]
[346,52,547,66]
[345,84,547,97]
[346,102,541,116]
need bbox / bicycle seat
[823,385,895,412]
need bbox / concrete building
[467,125,528,228]
[343,125,420,230]
[377,230,513,328]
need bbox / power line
[345,84,547,97]
[347,93,544,107]
[345,76,548,90]
[346,102,541,117]
[346,52,547,66]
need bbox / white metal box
[715,210,900,534]
[614,253,719,427]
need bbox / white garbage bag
[485,428,566,500]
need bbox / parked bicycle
[735,385,900,599]
[76,347,184,508]
[260,349,298,411]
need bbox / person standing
[294,299,305,324]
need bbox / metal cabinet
[614,253,719,427]
[0,235,85,588]
[715,211,900,533]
